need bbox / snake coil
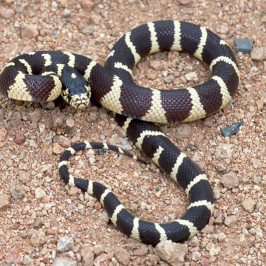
[0,21,239,246]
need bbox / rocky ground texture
[0,0,265,265]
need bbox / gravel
[0,0,265,265]
[234,38,254,53]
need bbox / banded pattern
[59,141,146,166]
[0,21,239,123]
[59,115,214,246]
[0,20,239,245]
[104,20,240,123]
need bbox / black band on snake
[0,21,239,246]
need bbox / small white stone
[154,240,188,264]
[52,258,77,266]
[242,198,256,213]
[51,1,58,8]
[66,118,75,128]
[164,75,175,83]
[185,71,198,81]
[251,47,265,61]
[35,187,46,200]
[57,236,74,252]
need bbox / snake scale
[0,21,239,246]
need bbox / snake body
[0,21,239,246]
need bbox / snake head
[61,65,91,108]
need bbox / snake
[0,21,239,246]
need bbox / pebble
[52,258,77,266]
[221,121,243,137]
[29,110,42,123]
[100,10,108,19]
[87,112,98,122]
[239,233,245,242]
[114,247,130,265]
[189,236,199,247]
[217,232,226,242]
[51,1,58,8]
[178,0,193,4]
[15,131,26,144]
[149,60,163,71]
[0,127,7,142]
[0,194,10,210]
[52,143,65,154]
[154,240,188,265]
[98,149,106,155]
[62,8,71,18]
[54,135,71,147]
[176,124,192,139]
[81,246,94,265]
[215,143,234,161]
[224,215,238,227]
[30,230,47,247]
[252,175,261,184]
[57,236,74,252]
[164,74,175,83]
[66,117,75,128]
[241,198,256,213]
[91,247,104,258]
[0,7,15,19]
[214,214,224,225]
[201,225,214,234]
[185,71,198,81]
[252,158,262,169]
[80,27,93,36]
[44,101,56,110]
[220,172,239,188]
[146,72,156,80]
[209,244,221,256]
[10,186,25,200]
[255,228,263,239]
[213,187,221,199]
[90,13,102,24]
[191,250,201,261]
[249,227,256,235]
[35,187,46,200]
[218,24,229,34]
[68,186,80,196]
[19,171,31,183]
[93,253,111,265]
[140,202,150,210]
[41,164,53,173]
[234,38,253,53]
[99,134,105,140]
[120,138,132,150]
[21,23,39,39]
[99,211,109,223]
[81,0,95,11]
[203,117,215,127]
[132,244,148,256]
[250,47,265,61]
[24,255,33,265]
[33,218,44,229]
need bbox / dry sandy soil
[0,0,265,265]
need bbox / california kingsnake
[0,21,239,246]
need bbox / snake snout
[69,91,91,108]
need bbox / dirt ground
[0,0,265,265]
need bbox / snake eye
[85,85,91,98]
